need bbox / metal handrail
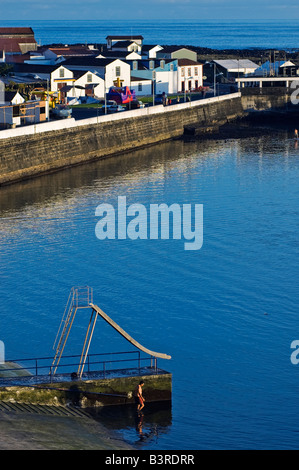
[1,350,157,380]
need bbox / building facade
[177,59,203,92]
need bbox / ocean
[1,19,299,50]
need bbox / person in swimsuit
[134,380,145,413]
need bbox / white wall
[51,66,74,92]
[0,93,241,139]
[105,59,131,89]
[148,46,163,59]
[155,70,178,94]
[7,92,25,105]
[131,80,152,96]
[178,64,203,92]
[74,71,104,99]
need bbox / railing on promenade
[0,350,159,383]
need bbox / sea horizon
[1,19,299,50]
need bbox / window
[39,106,46,114]
[115,66,121,76]
[133,61,137,71]
[59,68,64,78]
[194,67,198,76]
[150,61,155,70]
[170,63,174,71]
[138,83,142,91]
[181,67,185,77]
[160,60,165,69]
[87,73,92,83]
[188,68,192,77]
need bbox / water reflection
[88,402,172,449]
[0,138,214,215]
[0,128,296,221]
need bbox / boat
[51,104,72,119]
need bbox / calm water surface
[0,131,299,449]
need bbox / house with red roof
[0,27,37,56]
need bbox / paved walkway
[0,403,132,450]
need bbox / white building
[110,40,142,54]
[213,59,259,79]
[130,59,179,95]
[74,71,104,98]
[4,91,25,105]
[51,66,104,101]
[61,58,131,91]
[97,50,141,61]
[178,59,203,92]
[130,76,152,96]
[51,65,74,94]
[106,35,144,50]
[141,45,163,59]
[153,70,178,95]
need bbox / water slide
[51,287,171,377]
[90,303,171,360]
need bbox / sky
[1,0,299,20]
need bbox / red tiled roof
[178,59,202,66]
[0,27,34,36]
[47,46,96,56]
[0,37,37,53]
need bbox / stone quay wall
[0,93,244,186]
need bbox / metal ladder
[50,286,93,376]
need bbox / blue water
[1,19,299,50]
[0,131,299,449]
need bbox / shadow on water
[87,401,172,449]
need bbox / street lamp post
[152,71,156,106]
[152,74,162,106]
[104,75,107,114]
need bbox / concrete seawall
[0,93,244,186]
[240,88,294,112]
[0,372,172,408]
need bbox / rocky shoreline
[43,42,299,64]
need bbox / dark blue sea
[1,19,299,50]
[1,129,299,449]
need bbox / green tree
[0,64,13,76]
